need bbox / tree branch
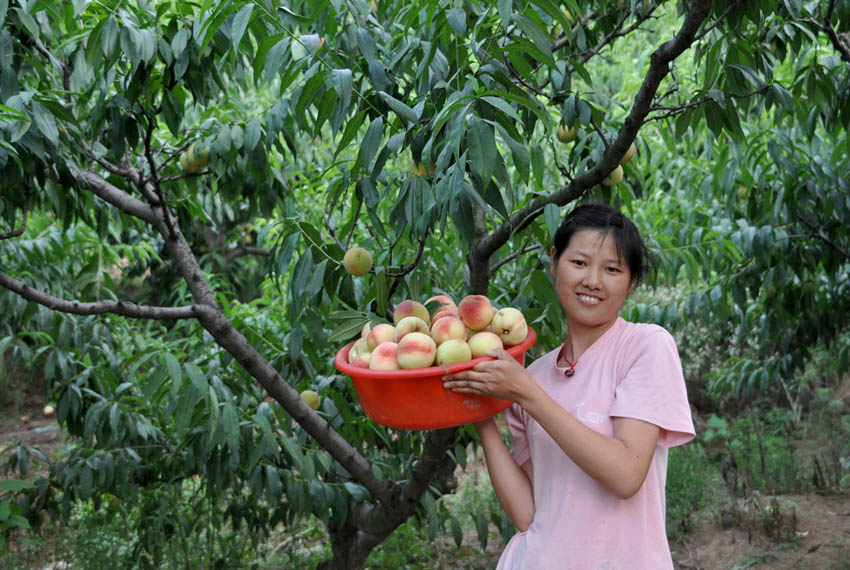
[0,272,198,319]
[803,0,850,64]
[644,85,769,123]
[568,7,656,69]
[472,0,715,277]
[800,218,850,260]
[70,169,156,224]
[139,108,178,239]
[694,0,740,42]
[384,230,429,278]
[223,246,270,262]
[489,244,542,275]
[0,192,31,240]
[190,303,400,506]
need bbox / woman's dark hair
[552,203,654,285]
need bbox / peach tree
[1,0,848,568]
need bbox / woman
[443,203,695,569]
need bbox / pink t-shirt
[497,318,695,570]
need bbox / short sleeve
[608,326,695,448]
[506,402,531,466]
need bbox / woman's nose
[582,267,603,288]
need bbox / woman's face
[550,228,635,332]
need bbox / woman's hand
[442,349,537,404]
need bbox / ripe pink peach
[367,323,396,351]
[430,316,467,346]
[457,295,497,330]
[369,341,400,370]
[393,300,431,326]
[348,338,370,363]
[397,332,437,369]
[349,351,371,368]
[394,316,430,342]
[491,307,528,346]
[425,295,457,317]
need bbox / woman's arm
[520,388,659,499]
[445,351,659,499]
[473,417,535,531]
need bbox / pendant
[564,368,575,377]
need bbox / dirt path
[671,493,850,569]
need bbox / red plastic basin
[334,327,537,430]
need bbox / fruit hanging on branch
[556,123,579,143]
[343,247,373,276]
[602,164,624,186]
[620,142,637,164]
[178,142,210,173]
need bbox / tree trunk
[317,519,394,570]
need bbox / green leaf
[290,248,314,313]
[332,69,353,112]
[378,91,418,123]
[727,64,765,90]
[186,362,208,401]
[230,4,253,54]
[357,117,383,174]
[329,317,369,343]
[473,511,489,552]
[164,353,182,385]
[445,8,466,36]
[513,15,556,66]
[497,0,512,28]
[481,96,520,122]
[466,116,497,187]
[0,479,35,492]
[199,2,238,55]
[544,203,560,240]
[31,102,58,145]
[494,123,529,182]
[221,402,239,453]
[375,269,389,318]
[171,27,189,59]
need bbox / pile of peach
[346,295,529,370]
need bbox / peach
[425,294,457,314]
[394,316,430,342]
[430,316,467,346]
[369,341,400,370]
[620,142,637,164]
[490,307,528,346]
[468,331,504,358]
[393,299,431,326]
[431,306,459,325]
[458,295,497,330]
[349,351,371,368]
[348,337,370,362]
[361,321,371,339]
[300,389,321,410]
[397,332,437,369]
[343,247,372,276]
[435,338,472,366]
[366,323,396,351]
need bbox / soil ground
[2,374,850,569]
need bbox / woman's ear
[627,279,636,295]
